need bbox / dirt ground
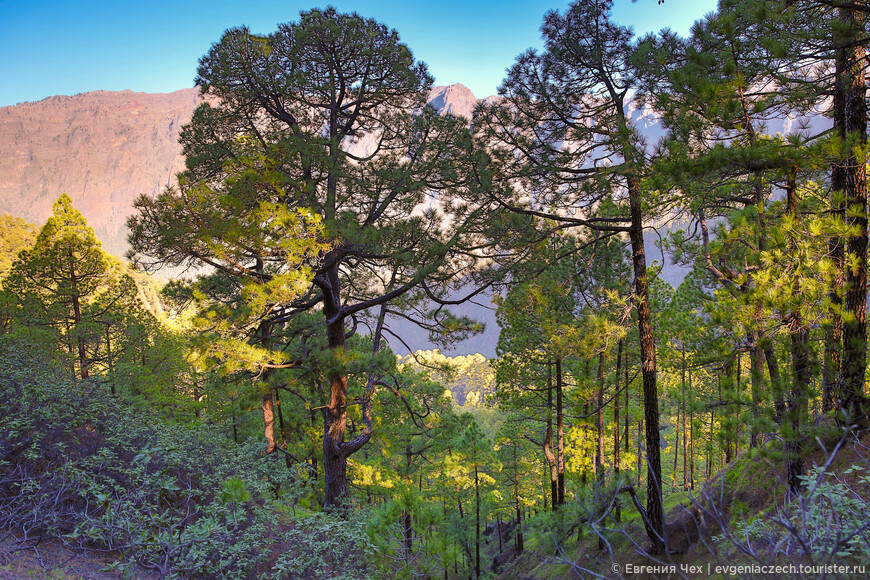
[0,536,156,580]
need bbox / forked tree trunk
[320,259,372,508]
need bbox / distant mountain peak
[427,83,479,120]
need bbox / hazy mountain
[427,83,479,120]
[0,84,500,354]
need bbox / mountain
[0,84,499,354]
[0,89,200,255]
[427,83,479,120]
[0,84,752,357]
[0,85,487,258]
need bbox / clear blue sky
[0,0,718,107]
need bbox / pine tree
[129,8,500,507]
[479,0,668,551]
[7,194,108,380]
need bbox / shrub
[0,337,284,578]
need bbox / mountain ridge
[0,84,489,257]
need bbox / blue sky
[0,0,718,107]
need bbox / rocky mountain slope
[0,84,484,257]
[0,89,201,254]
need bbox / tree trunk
[513,444,524,554]
[320,258,372,508]
[721,370,733,465]
[595,353,606,480]
[556,357,566,506]
[624,358,630,453]
[322,265,351,507]
[614,339,622,521]
[673,412,680,486]
[322,373,350,506]
[544,419,558,510]
[706,408,714,480]
[837,6,870,424]
[627,174,665,553]
[275,389,291,467]
[748,331,764,447]
[682,347,688,489]
[475,462,481,579]
[68,253,89,380]
[763,340,785,424]
[263,390,277,454]
[825,39,846,414]
[105,324,115,395]
[786,170,808,494]
[689,384,695,490]
[544,363,558,510]
[403,510,413,555]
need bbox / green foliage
[268,512,376,579]
[0,335,297,578]
[724,462,870,563]
[398,350,495,409]
[0,213,38,281]
[1,196,191,410]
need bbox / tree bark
[556,357,566,506]
[614,339,622,521]
[763,340,785,424]
[263,390,277,454]
[596,352,606,480]
[825,36,847,414]
[787,170,808,493]
[544,362,558,509]
[475,462,481,579]
[322,259,352,508]
[627,174,665,553]
[682,346,688,489]
[512,442,524,554]
[749,331,764,447]
[105,324,115,395]
[68,252,89,380]
[625,355,630,453]
[837,5,870,425]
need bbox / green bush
[0,337,287,578]
[721,458,870,565]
